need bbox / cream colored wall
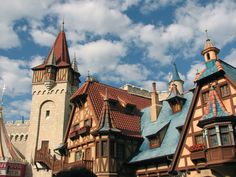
[25,82,73,177]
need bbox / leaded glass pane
[221,133,231,145]
[209,135,218,147]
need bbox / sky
[0,0,236,121]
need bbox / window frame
[220,84,230,98]
[101,141,108,157]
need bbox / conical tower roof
[33,23,71,69]
[0,107,25,162]
[201,38,220,56]
[170,63,183,83]
[96,90,120,134]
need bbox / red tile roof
[71,81,151,137]
[33,30,71,70]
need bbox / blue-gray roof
[198,60,218,80]
[171,63,183,82]
[221,60,236,83]
[197,59,236,82]
[129,91,193,163]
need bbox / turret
[201,31,220,62]
[169,63,184,94]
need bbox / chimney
[151,82,162,122]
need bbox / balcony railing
[69,126,90,140]
[206,145,236,165]
[34,141,93,175]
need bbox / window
[208,128,218,147]
[172,102,181,113]
[202,91,209,104]
[149,136,160,148]
[220,126,231,145]
[195,134,203,144]
[75,151,82,161]
[207,53,210,60]
[73,123,80,130]
[117,143,125,159]
[101,141,107,156]
[96,142,100,157]
[220,84,230,97]
[46,110,50,119]
[110,141,115,158]
[84,119,92,127]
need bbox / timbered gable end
[172,74,236,176]
[67,95,98,163]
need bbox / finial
[205,29,209,40]
[104,88,108,101]
[168,72,172,82]
[88,70,90,77]
[1,83,6,106]
[61,18,64,32]
[73,52,76,60]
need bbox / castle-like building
[3,25,236,177]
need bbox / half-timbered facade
[35,77,151,177]
[170,38,236,177]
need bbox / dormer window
[147,124,168,149]
[125,104,136,114]
[84,119,92,127]
[170,100,181,113]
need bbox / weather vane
[0,83,6,106]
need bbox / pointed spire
[46,48,56,66]
[201,31,220,61]
[170,63,183,82]
[44,22,71,66]
[96,89,120,134]
[0,83,6,106]
[61,18,64,32]
[71,52,78,72]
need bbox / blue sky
[0,0,236,120]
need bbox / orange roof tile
[71,81,151,137]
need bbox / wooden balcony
[206,145,236,166]
[34,141,54,169]
[34,141,93,174]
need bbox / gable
[171,74,236,172]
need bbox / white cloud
[71,40,126,75]
[184,62,205,90]
[0,56,43,97]
[52,0,131,37]
[140,0,181,14]
[224,49,236,67]
[30,29,56,47]
[0,23,21,49]
[3,99,31,120]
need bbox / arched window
[20,135,24,141]
[207,53,210,60]
[25,135,28,141]
[15,135,19,141]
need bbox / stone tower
[25,24,80,177]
